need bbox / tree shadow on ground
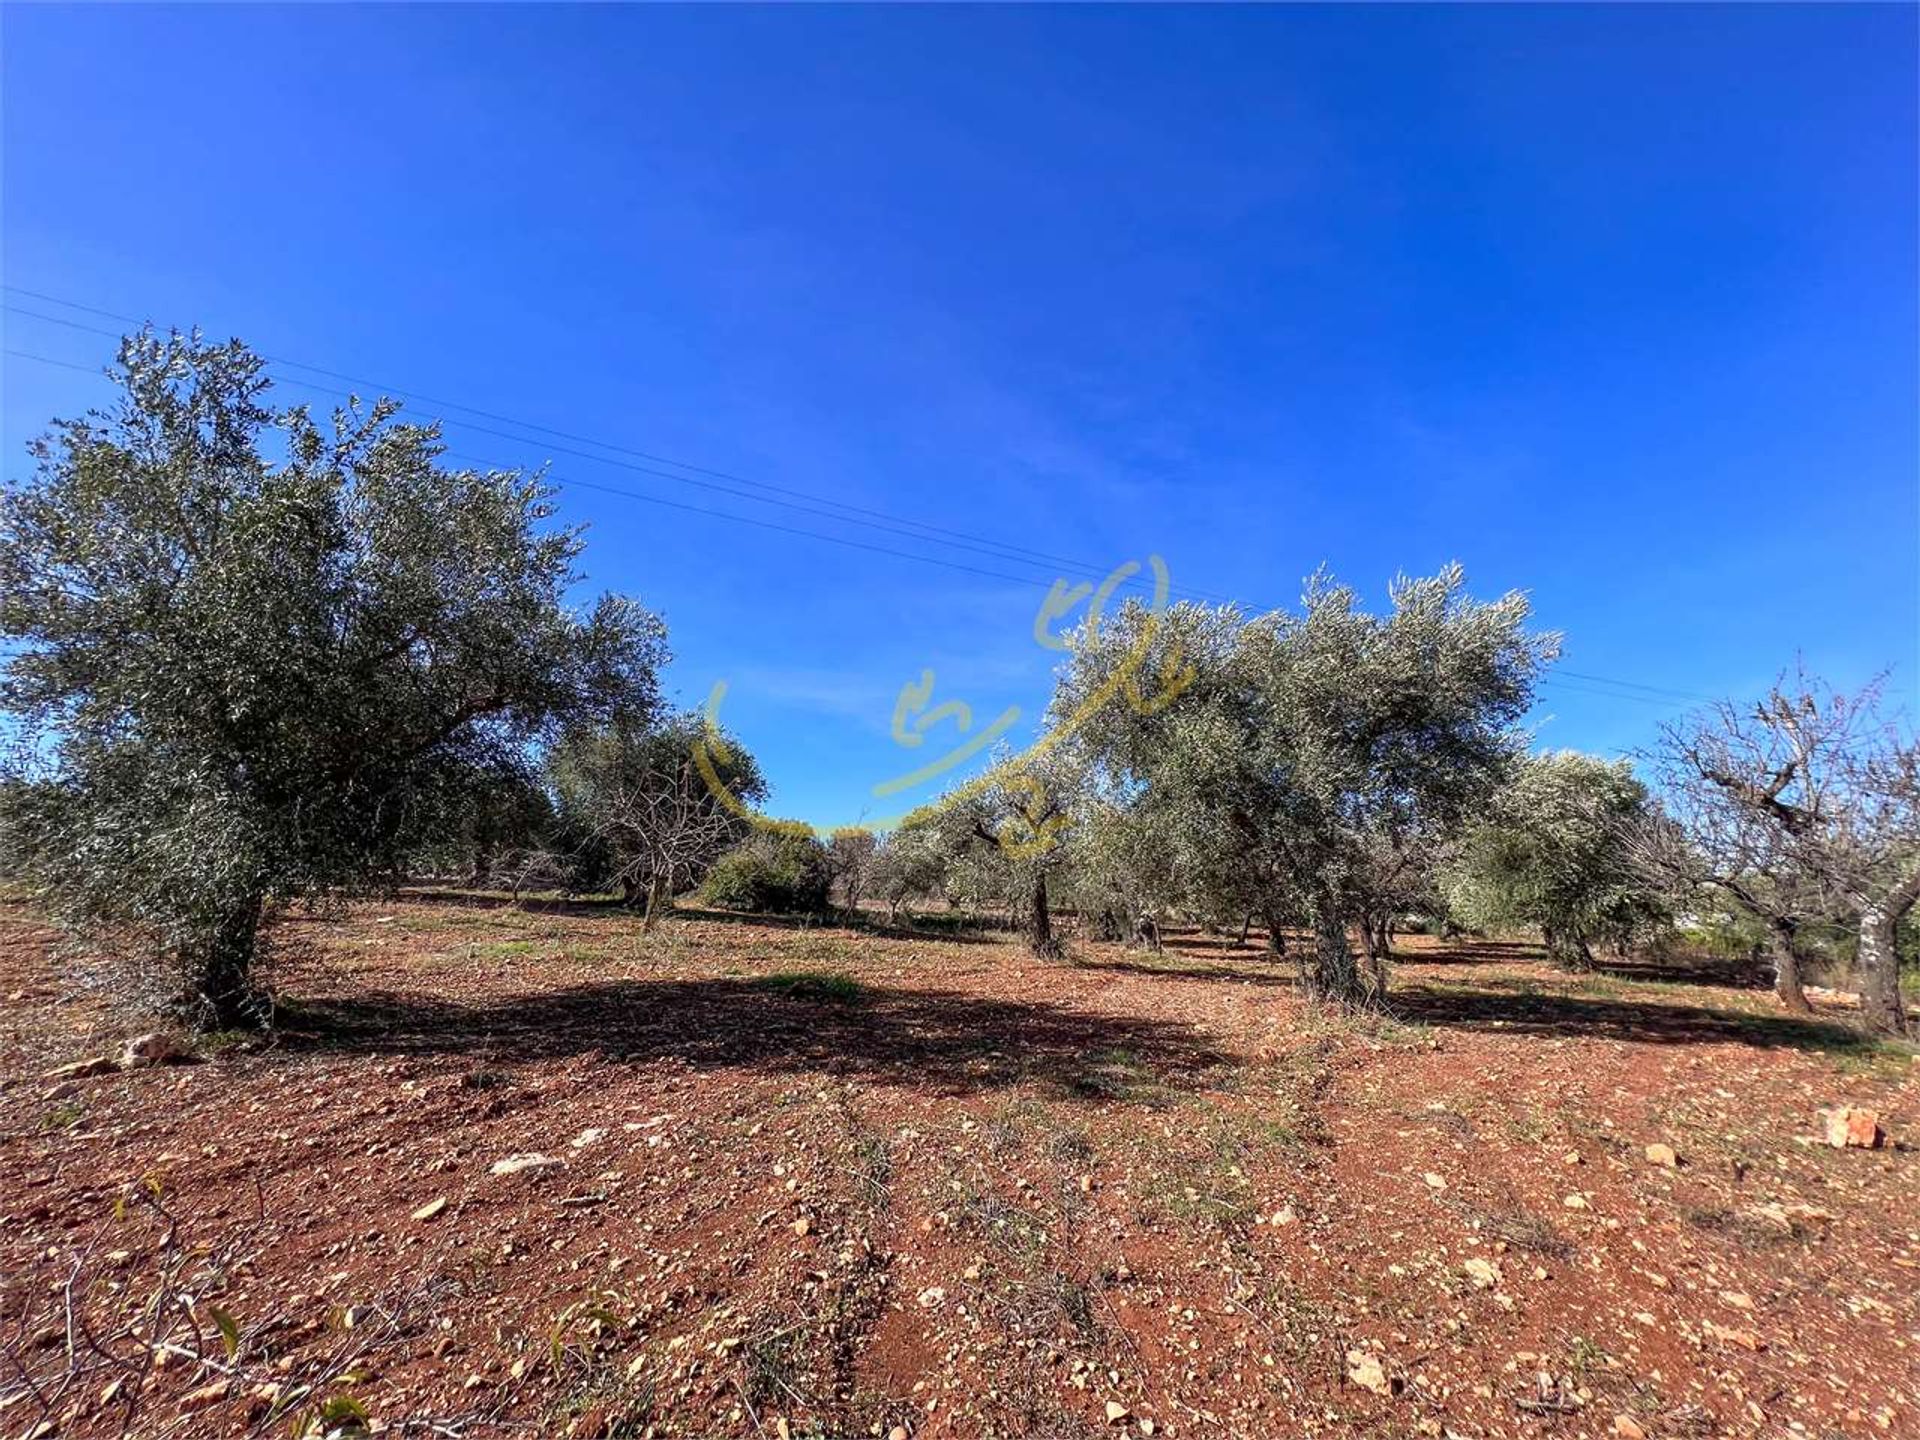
[1395,939,1546,967]
[1391,982,1885,1058]
[675,905,1010,947]
[1587,952,1771,991]
[1067,951,1300,988]
[391,886,629,920]
[275,976,1233,1099]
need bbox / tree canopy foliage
[1448,751,1664,969]
[1056,566,1556,1002]
[0,330,665,1023]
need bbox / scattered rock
[1644,1142,1679,1168]
[1463,1257,1502,1290]
[181,1380,229,1406]
[1562,1194,1591,1210]
[917,1286,946,1308]
[1422,1172,1447,1192]
[44,1055,116,1081]
[791,1216,811,1237]
[1105,1401,1130,1425]
[119,1031,187,1069]
[489,1153,562,1177]
[1614,1415,1647,1439]
[1346,1348,1393,1396]
[1702,1319,1762,1351]
[411,1197,448,1222]
[569,1127,606,1150]
[1821,1107,1883,1150]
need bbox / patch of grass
[1044,1124,1095,1165]
[1453,1199,1575,1259]
[953,1178,1052,1260]
[741,1325,809,1411]
[549,1356,654,1439]
[752,970,869,1004]
[474,939,541,960]
[41,1099,85,1131]
[1066,1047,1163,1103]
[197,1027,260,1057]
[849,1131,893,1206]
[1679,1205,1798,1250]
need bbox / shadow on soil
[1067,952,1300,988]
[393,887,1014,947]
[277,977,1231,1099]
[1392,983,1885,1059]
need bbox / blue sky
[4,5,1915,829]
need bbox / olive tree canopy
[1059,566,1554,1003]
[0,329,666,1024]
[1448,751,1665,970]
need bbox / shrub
[701,832,833,915]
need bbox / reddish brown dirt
[2,891,1914,1440]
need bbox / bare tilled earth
[2,891,1915,1440]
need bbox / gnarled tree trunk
[1027,873,1063,958]
[184,891,266,1029]
[1261,899,1288,956]
[641,872,671,932]
[1304,891,1366,1004]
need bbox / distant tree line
[3,330,1914,1037]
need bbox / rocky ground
[1,890,1914,1440]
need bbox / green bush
[701,833,833,915]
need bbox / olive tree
[0,329,665,1025]
[1448,751,1665,970]
[1061,566,1553,1003]
[911,744,1087,957]
[868,823,950,924]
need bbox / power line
[3,289,1245,607]
[5,302,1723,711]
[1,345,1145,600]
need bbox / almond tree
[1654,672,1917,1036]
[547,712,765,926]
[1634,739,1828,1013]
[0,329,665,1025]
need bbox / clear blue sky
[5,5,1915,829]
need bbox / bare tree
[1629,770,1824,1013]
[548,714,765,930]
[1649,670,1918,1036]
[827,828,879,913]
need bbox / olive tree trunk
[1027,873,1063,958]
[1260,899,1288,956]
[1303,892,1366,1004]
[184,891,266,1029]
